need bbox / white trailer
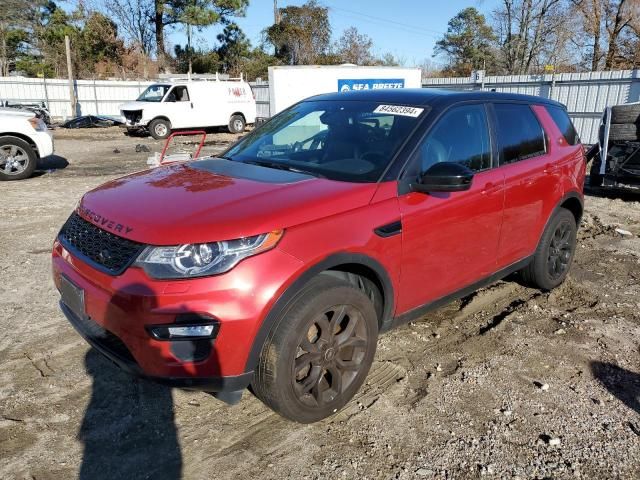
[268,65,422,115]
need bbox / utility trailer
[586,103,640,190]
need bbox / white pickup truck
[120,80,257,139]
[0,108,53,181]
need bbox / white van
[119,80,257,139]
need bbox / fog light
[147,321,219,341]
[168,325,214,337]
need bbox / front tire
[520,208,577,290]
[252,274,378,423]
[0,136,37,181]
[228,114,245,134]
[149,118,171,140]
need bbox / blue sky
[170,0,500,66]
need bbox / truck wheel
[519,208,577,291]
[610,104,640,124]
[0,136,37,181]
[608,123,639,142]
[149,118,171,140]
[228,114,245,134]
[252,274,378,423]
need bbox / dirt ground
[1,127,639,480]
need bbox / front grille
[123,109,142,124]
[59,212,144,275]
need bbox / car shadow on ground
[590,361,640,416]
[78,350,182,480]
[584,177,640,202]
[36,154,69,173]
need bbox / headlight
[28,117,47,132]
[134,230,283,279]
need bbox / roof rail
[157,72,244,82]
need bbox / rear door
[491,103,560,269]
[396,103,506,313]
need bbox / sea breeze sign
[338,78,405,92]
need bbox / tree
[217,23,250,75]
[265,0,331,64]
[434,7,498,76]
[105,0,155,56]
[174,43,219,73]
[336,27,374,65]
[494,0,567,75]
[242,47,281,80]
[154,0,248,71]
[571,0,638,70]
[0,0,47,76]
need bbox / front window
[223,100,425,182]
[137,84,171,102]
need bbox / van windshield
[137,84,170,102]
[223,100,425,183]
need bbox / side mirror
[410,162,474,193]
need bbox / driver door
[396,103,506,313]
[162,86,193,128]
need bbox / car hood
[0,107,34,118]
[78,158,379,245]
[119,101,151,111]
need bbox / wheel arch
[149,115,171,125]
[537,191,583,247]
[244,252,395,373]
[560,193,583,225]
[0,133,39,157]
[231,111,246,122]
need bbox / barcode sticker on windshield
[373,105,424,117]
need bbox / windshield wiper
[243,160,325,178]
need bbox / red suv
[52,90,585,423]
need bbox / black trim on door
[391,256,532,328]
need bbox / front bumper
[52,238,304,389]
[33,130,53,158]
[59,301,253,392]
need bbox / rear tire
[608,123,639,142]
[252,274,378,423]
[0,136,37,181]
[228,114,245,134]
[149,118,171,140]
[520,208,577,291]
[610,104,640,124]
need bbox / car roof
[305,88,565,109]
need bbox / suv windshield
[223,100,424,182]
[137,84,170,102]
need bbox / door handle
[481,182,500,194]
[544,163,559,174]
[190,102,194,108]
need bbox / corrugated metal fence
[423,70,640,144]
[0,76,270,120]
[2,71,640,142]
[0,77,153,119]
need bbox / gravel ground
[1,127,639,480]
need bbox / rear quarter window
[494,103,546,164]
[545,105,580,145]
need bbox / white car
[0,108,53,181]
[119,80,257,140]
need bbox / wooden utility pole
[274,0,280,24]
[65,35,77,118]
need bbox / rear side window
[494,103,546,164]
[545,105,580,145]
